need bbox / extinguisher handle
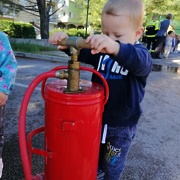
[80,67,109,105]
[57,37,91,49]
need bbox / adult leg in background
[151,36,166,58]
[146,37,153,51]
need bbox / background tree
[1,0,180,37]
[144,0,180,34]
[0,0,64,39]
[80,0,180,33]
[79,0,106,32]
[144,0,180,21]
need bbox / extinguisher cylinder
[43,79,105,180]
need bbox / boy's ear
[135,27,144,40]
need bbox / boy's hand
[86,34,120,56]
[0,92,7,106]
[49,32,69,50]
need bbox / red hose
[18,71,56,180]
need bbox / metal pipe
[56,37,92,92]
[57,36,91,50]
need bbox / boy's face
[101,13,143,44]
[169,32,174,37]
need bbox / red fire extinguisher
[18,37,109,180]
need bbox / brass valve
[55,37,90,93]
[57,36,91,50]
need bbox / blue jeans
[99,125,137,180]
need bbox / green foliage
[88,0,106,29]
[0,20,12,34]
[143,0,180,34]
[10,42,56,53]
[50,28,90,38]
[0,20,36,38]
[144,0,180,20]
[78,0,105,30]
[2,0,180,37]
[78,0,180,32]
[10,22,36,38]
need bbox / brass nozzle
[56,38,87,93]
[55,70,69,79]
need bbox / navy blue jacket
[78,41,152,127]
[156,19,171,37]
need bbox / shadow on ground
[1,133,44,180]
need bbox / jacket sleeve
[0,32,18,95]
[113,41,152,77]
[78,48,100,67]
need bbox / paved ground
[0,50,180,180]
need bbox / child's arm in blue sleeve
[0,32,18,95]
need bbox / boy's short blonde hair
[102,0,144,29]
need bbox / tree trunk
[37,0,49,39]
[40,11,49,39]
